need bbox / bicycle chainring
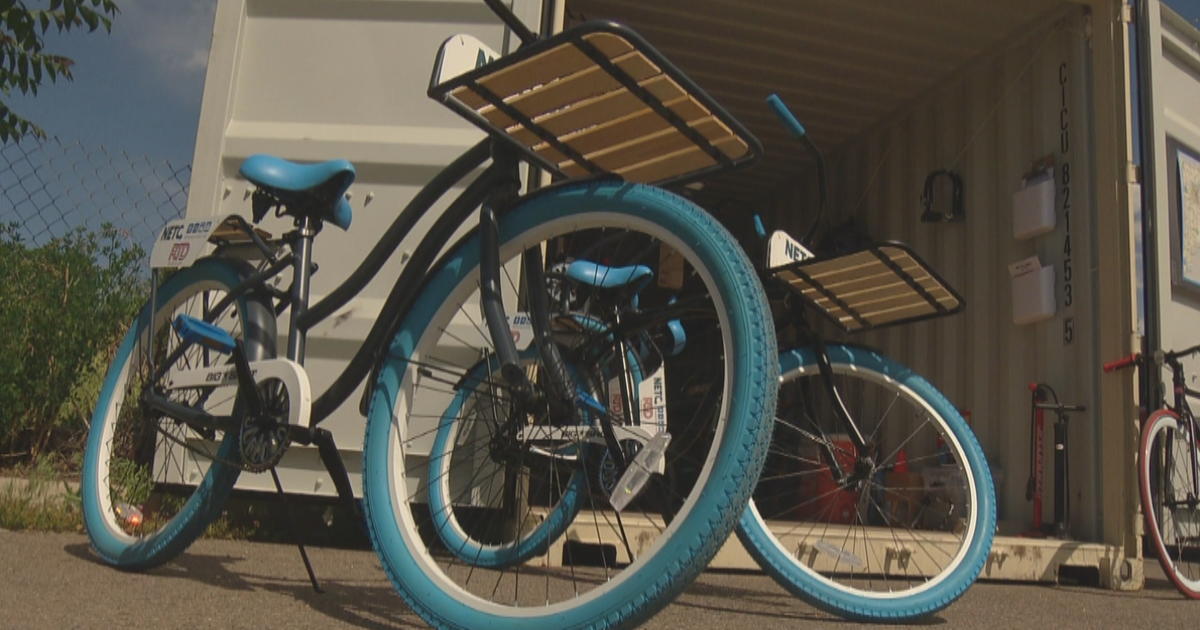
[238,377,291,472]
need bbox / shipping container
[179,0,548,500]
[181,0,1199,589]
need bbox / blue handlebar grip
[766,93,807,139]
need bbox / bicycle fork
[477,194,633,479]
[1164,363,1200,514]
[811,339,872,485]
[1172,383,1200,512]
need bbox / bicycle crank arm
[140,391,236,435]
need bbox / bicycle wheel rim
[1141,409,1200,597]
[364,181,775,628]
[426,352,589,568]
[739,345,993,620]
[83,259,271,568]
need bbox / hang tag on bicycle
[606,364,668,436]
[151,216,224,268]
[150,214,248,269]
[766,230,815,269]
[506,312,534,351]
[431,34,502,86]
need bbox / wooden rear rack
[430,21,761,186]
[772,243,965,333]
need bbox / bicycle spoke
[748,350,984,607]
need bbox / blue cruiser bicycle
[737,95,996,622]
[80,2,778,628]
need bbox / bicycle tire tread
[1139,408,1200,599]
[362,180,776,629]
[738,345,995,622]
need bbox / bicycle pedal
[173,314,237,354]
[609,432,671,512]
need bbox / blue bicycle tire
[736,345,995,621]
[427,351,589,568]
[427,328,648,568]
[363,180,777,629]
[82,257,274,569]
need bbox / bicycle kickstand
[270,467,323,593]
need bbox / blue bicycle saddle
[566,261,653,290]
[240,155,356,230]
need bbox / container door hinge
[1126,162,1141,184]
[1120,2,1134,25]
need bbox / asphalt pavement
[0,528,1192,628]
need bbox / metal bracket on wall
[920,169,965,223]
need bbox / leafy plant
[106,456,151,506]
[0,457,82,531]
[0,222,145,461]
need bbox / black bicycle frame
[797,315,871,482]
[204,137,536,433]
[152,0,626,457]
[1164,349,1200,508]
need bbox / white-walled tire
[82,258,275,569]
[363,180,777,629]
[737,345,995,621]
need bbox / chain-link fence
[0,137,190,251]
[2,138,188,460]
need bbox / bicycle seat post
[287,215,319,362]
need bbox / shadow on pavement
[674,571,948,626]
[65,541,423,629]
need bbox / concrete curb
[0,476,80,500]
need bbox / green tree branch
[0,0,120,143]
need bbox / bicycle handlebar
[766,93,807,139]
[764,93,825,243]
[1033,402,1086,413]
[1102,353,1139,372]
[1167,343,1200,362]
[1104,345,1200,373]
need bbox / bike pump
[1023,383,1085,538]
